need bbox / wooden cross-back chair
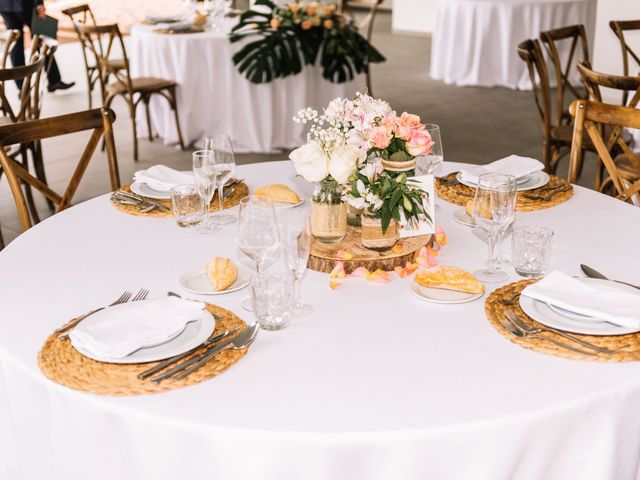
[0,108,121,237]
[76,23,185,161]
[609,20,640,106]
[341,0,384,95]
[0,29,21,68]
[540,24,590,126]
[570,100,640,204]
[517,38,595,177]
[62,4,125,109]
[576,61,640,192]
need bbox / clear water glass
[512,226,554,277]
[251,273,294,331]
[193,150,219,234]
[472,173,517,283]
[204,134,236,225]
[281,211,313,316]
[416,124,444,176]
[170,184,202,228]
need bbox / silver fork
[502,317,596,356]
[506,311,613,355]
[57,291,132,337]
[131,288,150,302]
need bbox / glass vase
[311,178,347,244]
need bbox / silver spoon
[501,318,595,356]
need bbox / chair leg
[542,141,554,174]
[365,64,373,97]
[127,96,140,162]
[144,94,153,142]
[168,86,185,150]
[31,141,54,213]
[19,146,40,224]
[0,225,4,250]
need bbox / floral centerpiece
[229,0,385,84]
[290,92,434,247]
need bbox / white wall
[391,0,436,35]
[593,0,640,76]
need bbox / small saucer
[179,267,251,295]
[454,208,475,227]
[410,283,484,304]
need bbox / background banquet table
[129,24,358,152]
[430,0,597,89]
[2,161,640,479]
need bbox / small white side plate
[273,198,305,209]
[520,277,640,335]
[179,267,251,295]
[130,181,172,200]
[73,310,215,364]
[410,283,484,304]
[454,208,475,227]
[457,171,550,192]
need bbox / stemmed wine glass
[472,173,517,283]
[192,150,219,234]
[237,195,281,310]
[205,134,236,225]
[280,210,313,316]
[416,124,444,176]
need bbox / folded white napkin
[146,14,182,23]
[522,271,640,328]
[70,297,205,359]
[133,165,194,192]
[459,155,544,185]
[157,20,193,31]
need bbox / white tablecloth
[430,0,597,89]
[129,24,359,152]
[2,161,640,479]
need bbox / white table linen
[2,161,640,479]
[129,24,359,152]
[430,0,597,90]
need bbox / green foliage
[229,0,385,84]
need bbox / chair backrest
[62,4,98,77]
[0,54,47,123]
[0,29,21,68]
[342,0,384,42]
[609,20,640,105]
[0,108,121,231]
[540,24,590,126]
[517,39,553,139]
[577,61,640,107]
[76,23,132,98]
[569,99,640,203]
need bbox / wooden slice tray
[308,226,432,274]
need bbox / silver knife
[580,264,640,291]
[115,190,170,211]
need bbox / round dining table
[430,0,597,89]
[129,23,359,152]
[1,161,640,480]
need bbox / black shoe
[47,81,76,92]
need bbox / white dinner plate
[273,198,305,209]
[72,309,215,364]
[456,171,550,192]
[179,267,251,295]
[453,208,475,227]
[519,277,640,336]
[130,181,172,200]
[410,282,484,304]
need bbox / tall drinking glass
[205,134,236,225]
[472,173,517,283]
[237,195,281,310]
[416,124,444,176]
[192,150,219,234]
[281,211,313,315]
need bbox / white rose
[290,141,329,183]
[328,144,366,185]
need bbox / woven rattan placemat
[436,173,573,212]
[110,181,249,218]
[38,304,248,396]
[485,279,640,362]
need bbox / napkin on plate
[459,155,544,185]
[521,271,640,328]
[146,14,183,23]
[69,297,205,359]
[133,165,194,192]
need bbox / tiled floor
[0,11,595,247]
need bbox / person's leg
[1,13,26,88]
[45,55,61,84]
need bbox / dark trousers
[1,10,61,87]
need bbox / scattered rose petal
[350,267,370,278]
[392,242,404,254]
[435,226,448,246]
[394,262,418,278]
[369,269,392,284]
[335,250,354,261]
[329,261,347,289]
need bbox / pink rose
[395,112,423,140]
[406,129,435,157]
[369,125,393,149]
